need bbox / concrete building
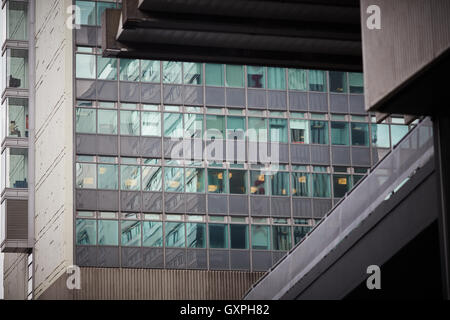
[0,0,429,300]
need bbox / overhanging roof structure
[102,0,362,71]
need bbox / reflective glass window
[76,219,96,245]
[75,1,96,25]
[7,49,28,88]
[292,173,311,197]
[76,54,95,79]
[310,121,329,144]
[187,223,206,248]
[121,165,141,190]
[269,118,288,143]
[6,1,28,40]
[207,169,226,193]
[184,114,203,138]
[121,220,141,246]
[98,220,118,245]
[333,174,351,198]
[98,109,117,134]
[206,115,225,140]
[119,59,140,81]
[6,98,28,138]
[391,125,409,146]
[205,63,224,86]
[142,112,161,136]
[271,172,289,196]
[227,116,246,140]
[351,123,369,146]
[97,56,117,80]
[163,113,183,138]
[250,171,267,195]
[229,170,247,194]
[329,71,347,93]
[142,166,162,191]
[76,108,96,133]
[331,122,349,145]
[226,65,244,87]
[76,163,96,189]
[183,62,202,85]
[98,164,118,189]
[309,70,327,92]
[312,173,331,198]
[141,60,160,82]
[120,110,140,136]
[186,168,205,193]
[96,1,116,26]
[293,226,312,244]
[163,61,182,84]
[288,69,307,91]
[230,225,249,249]
[247,66,265,88]
[164,167,184,192]
[349,72,364,93]
[290,119,309,144]
[209,224,228,249]
[371,124,390,148]
[143,221,163,247]
[251,225,270,250]
[267,67,286,90]
[165,222,185,247]
[248,117,267,142]
[272,226,292,251]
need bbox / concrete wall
[33,0,74,298]
[3,253,28,300]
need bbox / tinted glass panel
[371,124,390,148]
[226,65,244,87]
[267,67,286,90]
[163,61,182,84]
[292,173,311,197]
[164,167,184,192]
[312,173,331,198]
[272,226,291,251]
[120,59,140,81]
[208,169,226,193]
[183,62,202,85]
[309,70,327,92]
[165,222,185,247]
[76,219,96,245]
[269,118,288,143]
[187,223,206,248]
[209,224,228,249]
[271,172,289,196]
[247,66,265,88]
[329,71,347,93]
[141,60,160,82]
[142,112,161,136]
[252,225,270,250]
[98,220,118,245]
[142,166,162,191]
[143,221,163,247]
[98,109,117,134]
[230,224,249,249]
[351,123,369,146]
[76,108,96,133]
[205,64,224,86]
[288,69,307,91]
[331,122,349,145]
[310,121,328,144]
[186,168,205,193]
[76,163,96,189]
[229,170,247,194]
[121,220,141,246]
[121,165,141,190]
[98,164,118,189]
[97,56,117,80]
[333,174,351,198]
[250,171,267,195]
[290,119,309,144]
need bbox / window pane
[141,60,160,82]
[184,114,203,138]
[163,61,182,84]
[391,125,409,146]
[76,54,96,79]
[183,62,202,85]
[98,109,117,134]
[7,49,28,88]
[250,171,267,195]
[312,173,331,198]
[252,225,270,250]
[351,123,369,146]
[97,56,117,80]
[142,166,162,191]
[205,63,224,86]
[290,119,309,144]
[230,225,248,249]
[96,2,116,26]
[227,116,246,140]
[310,121,329,144]
[331,122,349,145]
[164,167,184,192]
[288,69,307,91]
[229,170,247,194]
[371,124,390,148]
[293,226,312,244]
[208,169,226,193]
[269,118,288,143]
[142,112,161,136]
[272,226,291,251]
[309,70,326,92]
[7,1,28,40]
[186,168,205,193]
[333,174,351,198]
[349,72,364,93]
[76,163,96,189]
[120,59,139,81]
[75,1,96,25]
[76,108,96,133]
[329,71,347,93]
[121,165,141,190]
[248,117,267,142]
[247,66,265,88]
[271,172,289,196]
[98,164,118,189]
[209,224,228,249]
[76,219,96,245]
[98,220,118,245]
[121,220,141,246]
[163,113,183,138]
[143,221,163,247]
[292,173,310,197]
[165,222,185,247]
[120,110,140,135]
[7,98,28,138]
[187,223,206,248]
[206,115,225,140]
[267,67,286,90]
[226,65,244,87]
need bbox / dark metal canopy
[102,0,362,71]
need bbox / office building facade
[1,0,413,299]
